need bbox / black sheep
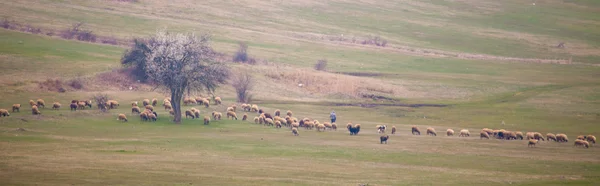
[380,135,389,144]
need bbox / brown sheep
[265,118,274,126]
[390,126,397,134]
[275,121,282,128]
[411,126,421,135]
[143,99,150,106]
[251,104,258,112]
[263,113,273,120]
[586,135,596,144]
[556,134,569,143]
[204,116,210,125]
[577,135,585,140]
[286,110,293,117]
[202,98,210,108]
[147,112,157,122]
[185,110,195,119]
[117,114,128,122]
[131,106,141,114]
[574,139,589,148]
[195,97,204,105]
[480,131,490,139]
[52,102,61,110]
[533,132,545,141]
[482,128,494,136]
[215,112,222,120]
[291,122,300,128]
[459,129,470,137]
[504,131,517,140]
[151,98,158,107]
[226,107,234,112]
[231,104,237,112]
[29,100,36,107]
[254,117,259,124]
[274,109,281,117]
[528,139,538,147]
[380,135,389,144]
[164,102,172,110]
[241,104,250,112]
[145,105,154,112]
[316,123,326,131]
[332,123,337,131]
[292,127,299,136]
[194,110,200,119]
[447,129,454,136]
[131,102,138,107]
[323,122,332,130]
[140,112,149,121]
[242,113,248,121]
[526,132,535,140]
[214,97,222,105]
[426,127,437,136]
[77,101,87,110]
[36,99,45,108]
[12,104,21,112]
[227,111,238,120]
[70,103,78,111]
[107,100,119,109]
[546,133,557,142]
[31,105,41,115]
[0,109,9,117]
[515,131,524,140]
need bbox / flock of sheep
[1,97,596,149]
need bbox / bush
[68,78,84,90]
[314,59,328,71]
[92,93,110,112]
[121,38,150,82]
[100,36,118,45]
[38,78,65,92]
[232,42,256,64]
[231,71,254,103]
[60,22,97,42]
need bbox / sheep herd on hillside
[1,97,596,149]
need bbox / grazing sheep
[131,101,138,107]
[36,99,45,108]
[377,125,387,134]
[147,112,157,122]
[151,98,158,107]
[291,122,300,128]
[274,109,281,117]
[391,126,397,134]
[185,110,195,119]
[275,121,283,128]
[515,131,524,140]
[533,132,545,141]
[52,102,61,110]
[263,113,273,120]
[204,116,210,125]
[251,104,259,112]
[227,111,238,120]
[214,112,222,120]
[140,112,148,121]
[447,129,454,136]
[526,132,535,140]
[195,97,204,105]
[242,113,248,121]
[316,123,326,131]
[348,124,361,135]
[411,126,421,135]
[332,123,337,131]
[482,128,494,136]
[323,122,332,130]
[254,116,259,124]
[164,102,172,110]
[241,104,250,111]
[264,118,274,126]
[143,99,150,106]
[226,107,234,112]
[202,98,210,108]
[107,100,119,109]
[31,105,41,115]
[505,131,517,140]
[231,104,237,112]
[480,131,490,139]
[214,97,222,105]
[117,114,128,122]
[286,110,292,117]
[546,133,557,142]
[145,105,154,112]
[29,100,36,107]
[131,106,141,114]
[426,127,437,136]
[577,135,585,140]
[304,121,314,130]
[194,110,200,119]
[12,104,20,112]
[0,109,9,117]
[586,135,596,144]
[77,101,87,110]
[556,134,569,143]
[380,135,389,144]
[574,139,589,148]
[292,127,299,136]
[70,103,78,111]
[528,139,539,147]
[459,129,470,137]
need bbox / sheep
[227,111,238,120]
[164,102,172,110]
[195,97,204,105]
[275,121,283,128]
[77,101,87,110]
[251,104,258,112]
[241,104,250,111]
[391,126,397,134]
[292,127,299,136]
[131,102,138,107]
[447,129,454,136]
[323,122,332,130]
[194,110,200,119]
[533,132,545,141]
[147,112,157,122]
[143,99,150,106]
[264,118,274,126]
[346,123,353,130]
[377,125,387,134]
[259,116,265,125]
[480,131,490,139]
[29,100,36,107]
[0,109,9,117]
[411,126,421,135]
[214,97,222,105]
[528,139,539,147]
[117,114,128,122]
[574,139,589,148]
[546,133,557,142]
[214,112,222,120]
[51,102,61,110]
[185,110,195,119]
[128,106,139,114]
[226,107,234,112]
[526,132,535,140]
[304,121,314,130]
[231,104,237,112]
[291,122,300,128]
[151,98,158,107]
[254,117,259,124]
[202,98,210,108]
[426,127,437,136]
[459,129,470,137]
[482,128,494,136]
[263,113,273,120]
[31,105,41,115]
[586,135,596,144]
[242,113,248,121]
[348,124,361,135]
[286,110,292,117]
[204,116,210,125]
[12,104,20,112]
[332,123,337,131]
[577,135,586,140]
[380,135,389,144]
[140,112,148,121]
[505,131,517,140]
[274,109,281,117]
[316,123,326,131]
[145,105,154,112]
[36,99,45,108]
[70,103,78,111]
[107,100,119,109]
[556,134,569,143]
[515,131,524,140]
[258,109,264,114]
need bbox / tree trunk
[171,89,183,124]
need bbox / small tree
[121,38,151,82]
[231,71,254,103]
[92,93,109,112]
[145,29,229,123]
[233,42,248,62]
[314,59,328,71]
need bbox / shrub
[121,38,150,82]
[92,93,110,112]
[231,71,254,103]
[314,59,328,71]
[60,22,97,42]
[68,78,84,90]
[232,42,256,64]
[100,36,118,45]
[38,78,65,92]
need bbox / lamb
[546,133,557,142]
[185,110,195,119]
[528,139,539,147]
[117,114,128,122]
[36,99,45,108]
[391,126,397,134]
[29,100,36,106]
[31,105,41,115]
[586,135,596,144]
[556,134,569,143]
[274,109,281,117]
[292,127,299,136]
[131,101,138,107]
[331,123,337,131]
[0,109,9,117]
[480,131,490,139]
[204,116,210,125]
[129,106,140,114]
[411,126,421,135]
[254,117,259,124]
[533,132,545,141]
[12,104,20,112]
[574,139,589,148]
[426,127,437,136]
[227,111,238,120]
[70,103,78,111]
[214,97,222,105]
[459,129,470,137]
[151,98,158,107]
[52,102,61,110]
[447,129,454,136]
[286,110,292,117]
[242,113,248,121]
[380,135,389,144]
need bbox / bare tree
[145,29,229,123]
[231,70,254,103]
[91,93,110,112]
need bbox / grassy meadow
[1,0,600,185]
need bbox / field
[1,0,600,185]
